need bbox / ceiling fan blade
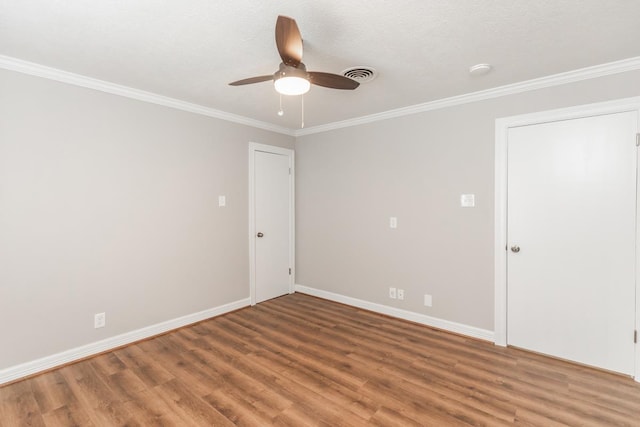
[308,72,360,90]
[275,15,303,67]
[228,75,273,86]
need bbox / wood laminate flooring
[1,293,640,426]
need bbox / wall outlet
[218,195,226,207]
[389,287,397,299]
[389,217,398,229]
[424,294,433,307]
[94,312,106,329]
[397,289,405,300]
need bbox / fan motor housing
[275,62,308,79]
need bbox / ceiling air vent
[341,66,377,83]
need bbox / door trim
[494,97,640,380]
[248,142,295,306]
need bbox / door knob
[257,232,264,238]
[511,245,520,253]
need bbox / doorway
[249,143,294,305]
[494,97,640,378]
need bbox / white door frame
[249,142,295,306]
[494,97,640,380]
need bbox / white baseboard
[0,298,250,385]
[294,285,494,342]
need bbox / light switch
[389,217,398,229]
[218,195,226,207]
[460,194,475,208]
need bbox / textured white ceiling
[1,0,640,129]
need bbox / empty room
[2,1,640,425]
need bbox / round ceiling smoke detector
[341,66,377,83]
[469,63,492,76]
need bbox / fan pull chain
[301,94,305,129]
[277,93,284,116]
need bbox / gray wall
[3,65,640,371]
[295,69,640,331]
[0,69,294,369]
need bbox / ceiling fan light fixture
[274,76,310,95]
[229,16,360,94]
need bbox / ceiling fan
[229,15,360,96]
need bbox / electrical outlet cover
[424,294,433,307]
[94,312,106,329]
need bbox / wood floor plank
[41,403,94,427]
[2,292,640,426]
[89,352,127,378]
[57,363,139,426]
[102,368,149,403]
[186,339,368,425]
[202,387,275,426]
[121,388,192,426]
[29,371,77,415]
[0,380,46,427]
[152,379,234,427]
[112,344,175,389]
[368,406,441,427]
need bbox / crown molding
[3,54,639,138]
[0,55,295,136]
[295,56,640,136]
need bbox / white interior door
[253,148,292,304]
[507,111,637,375]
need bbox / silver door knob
[256,232,264,238]
[511,245,520,253]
